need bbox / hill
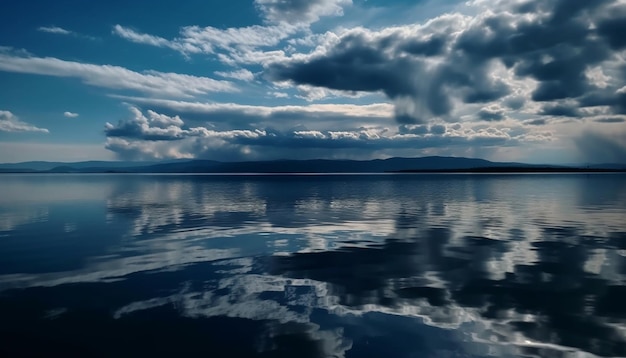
[0,156,624,174]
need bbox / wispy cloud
[111,25,200,54]
[109,96,395,130]
[38,26,72,35]
[0,54,238,98]
[214,69,255,81]
[0,110,49,133]
[37,26,96,40]
[111,0,354,55]
[63,111,79,118]
[113,23,299,57]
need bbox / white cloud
[38,26,72,35]
[38,26,96,40]
[0,54,238,98]
[111,96,394,122]
[112,0,352,60]
[113,23,299,57]
[254,0,352,25]
[0,110,48,133]
[214,69,255,81]
[294,84,373,101]
[111,25,201,54]
[63,111,79,118]
[270,91,290,98]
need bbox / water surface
[1,174,625,357]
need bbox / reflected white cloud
[0,206,48,232]
[0,175,624,357]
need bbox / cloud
[111,25,201,54]
[0,111,49,133]
[38,26,72,35]
[575,131,626,163]
[109,96,395,130]
[0,53,237,98]
[594,117,626,123]
[254,0,352,25]
[112,0,352,61]
[112,23,299,58]
[524,119,547,126]
[266,0,626,123]
[38,26,96,40]
[540,103,582,117]
[266,14,510,123]
[477,105,506,121]
[103,107,547,160]
[214,69,255,81]
[63,111,79,118]
[105,107,191,141]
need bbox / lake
[0,173,625,357]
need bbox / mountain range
[1,157,625,174]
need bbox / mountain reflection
[0,174,625,357]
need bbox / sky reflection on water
[0,174,625,357]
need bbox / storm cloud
[267,0,626,123]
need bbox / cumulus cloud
[0,53,237,98]
[266,0,626,123]
[63,111,79,118]
[477,105,506,122]
[0,111,49,133]
[104,107,548,160]
[266,14,509,122]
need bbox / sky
[0,0,625,164]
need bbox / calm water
[0,174,625,357]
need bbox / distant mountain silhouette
[0,156,624,173]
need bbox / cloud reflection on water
[0,174,625,357]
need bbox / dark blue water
[0,174,625,357]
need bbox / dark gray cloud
[594,117,626,124]
[430,124,446,135]
[503,96,525,110]
[540,104,582,117]
[267,0,626,123]
[268,16,509,123]
[524,119,547,126]
[596,2,626,50]
[477,105,505,121]
[574,131,626,164]
[400,35,447,57]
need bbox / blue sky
[0,0,625,163]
